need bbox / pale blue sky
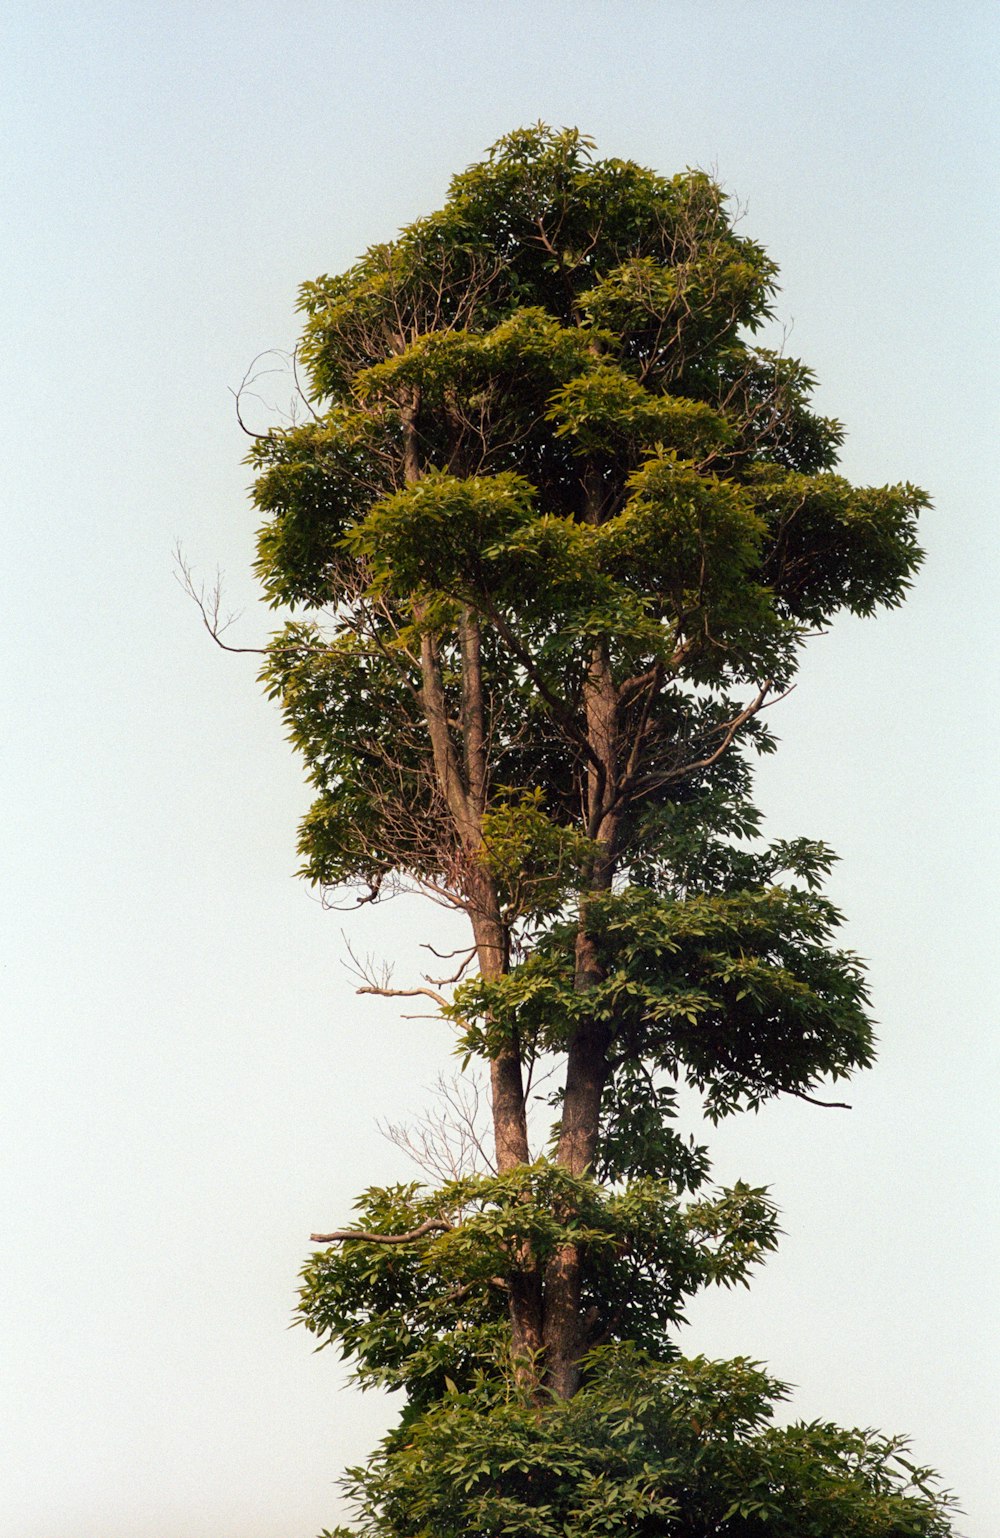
[2,4,997,1535]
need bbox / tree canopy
[248,126,952,1536]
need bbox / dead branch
[310,1216,452,1245]
[173,545,265,655]
[342,936,450,1010]
[358,984,450,1009]
[382,1071,496,1181]
[230,349,295,441]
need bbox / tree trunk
[541,631,621,1398]
[419,571,540,1370]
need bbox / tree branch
[357,983,450,1010]
[173,545,265,654]
[788,1088,852,1110]
[621,680,792,802]
[310,1217,452,1245]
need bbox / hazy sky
[2,3,997,1535]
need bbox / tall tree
[249,128,952,1535]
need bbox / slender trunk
[542,931,612,1397]
[459,607,487,817]
[466,875,527,1174]
[420,610,539,1366]
[467,868,543,1377]
[542,631,622,1398]
[541,917,613,1397]
[558,638,620,1177]
[401,388,421,487]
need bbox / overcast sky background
[2,3,997,1535]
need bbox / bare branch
[310,1217,451,1245]
[229,350,294,441]
[290,343,323,423]
[342,936,450,1011]
[382,1071,497,1181]
[359,983,450,1010]
[788,1088,852,1110]
[422,940,478,962]
[173,545,265,655]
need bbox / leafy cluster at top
[254,122,924,905]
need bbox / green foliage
[299,1168,778,1410]
[479,789,595,922]
[247,125,951,1534]
[324,1350,954,1537]
[453,876,872,1119]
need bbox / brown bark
[465,866,541,1380]
[541,930,613,1397]
[541,627,623,1397]
[459,607,487,816]
[401,388,421,487]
